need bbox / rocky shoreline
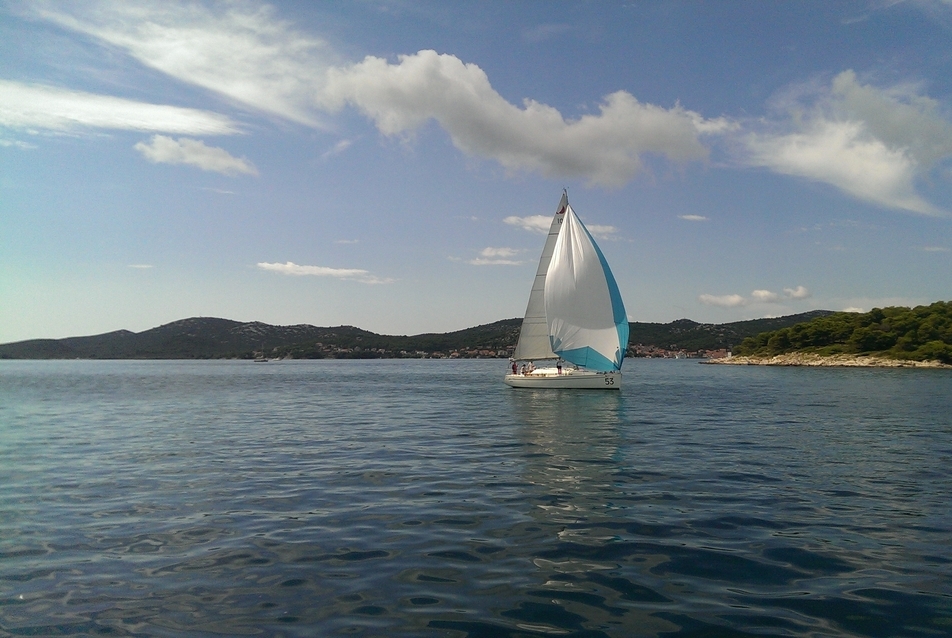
[703,353,952,368]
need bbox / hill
[733,301,952,364]
[628,310,834,353]
[0,317,523,360]
[0,311,834,360]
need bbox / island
[706,301,952,368]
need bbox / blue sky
[2,0,951,343]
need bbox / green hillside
[628,310,834,352]
[0,318,523,360]
[733,301,952,364]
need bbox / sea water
[1,358,950,637]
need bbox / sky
[2,0,952,343]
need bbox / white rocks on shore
[703,353,951,368]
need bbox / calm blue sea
[1,359,950,637]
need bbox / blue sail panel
[552,345,618,372]
[580,219,628,368]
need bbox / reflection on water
[0,359,950,636]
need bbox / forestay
[544,203,629,371]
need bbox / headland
[705,353,951,368]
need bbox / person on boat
[527,362,535,374]
[511,361,517,375]
[557,360,562,375]
[520,364,526,375]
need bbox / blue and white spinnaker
[544,203,628,372]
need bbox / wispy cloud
[128,264,153,269]
[585,224,619,240]
[504,214,551,233]
[784,285,811,299]
[468,247,524,266]
[751,289,780,302]
[699,294,747,307]
[0,80,240,135]
[679,214,708,221]
[321,139,353,160]
[334,239,359,245]
[503,213,615,239]
[921,245,949,252]
[522,23,571,44]
[33,1,335,128]
[135,135,257,176]
[257,261,393,284]
[745,70,952,216]
[479,247,520,258]
[0,138,37,149]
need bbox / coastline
[703,353,952,368]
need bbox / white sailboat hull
[504,368,621,389]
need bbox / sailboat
[505,191,629,389]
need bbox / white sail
[544,203,628,371]
[510,192,567,362]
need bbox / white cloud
[31,4,730,186]
[128,264,153,269]
[504,215,551,233]
[699,294,747,307]
[784,285,811,299]
[843,306,865,313]
[745,70,952,216]
[257,261,393,284]
[0,80,239,135]
[33,1,334,128]
[479,247,520,258]
[679,214,708,221]
[921,246,949,252]
[751,289,780,302]
[134,135,257,176]
[320,50,728,186]
[334,239,359,245]
[469,247,524,265]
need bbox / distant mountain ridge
[0,311,834,359]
